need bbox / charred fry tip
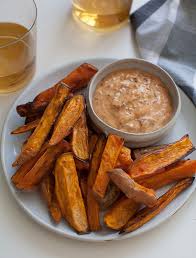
[119,229,125,234]
[16,102,33,117]
[73,155,89,163]
[12,161,18,167]
[187,177,195,183]
[50,218,61,224]
[192,147,196,153]
[75,156,89,163]
[11,119,40,135]
[82,63,98,69]
[49,211,62,224]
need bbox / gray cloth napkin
[131,0,196,104]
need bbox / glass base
[0,60,35,95]
[72,8,129,32]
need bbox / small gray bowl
[87,58,181,147]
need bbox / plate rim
[1,57,196,242]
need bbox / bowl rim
[88,58,181,137]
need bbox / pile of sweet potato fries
[11,63,196,234]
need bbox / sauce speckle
[93,69,173,133]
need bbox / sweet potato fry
[108,169,157,207]
[93,134,124,200]
[49,95,85,146]
[63,63,98,92]
[72,112,89,161]
[54,153,88,233]
[16,86,58,117]
[49,194,62,223]
[11,119,40,134]
[104,196,140,230]
[121,178,194,233]
[11,143,48,186]
[17,102,34,117]
[115,146,133,171]
[132,144,167,160]
[75,158,89,172]
[138,160,196,189]
[15,140,70,189]
[128,135,195,180]
[13,85,70,167]
[16,63,98,117]
[41,174,54,206]
[16,88,57,118]
[100,183,120,210]
[41,174,62,223]
[87,135,106,231]
[28,86,58,114]
[87,190,100,231]
[88,133,98,158]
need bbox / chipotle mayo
[93,69,173,133]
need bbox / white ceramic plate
[1,58,196,242]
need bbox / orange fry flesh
[15,140,70,190]
[87,135,106,231]
[49,95,85,146]
[41,174,62,223]
[128,135,194,180]
[93,134,124,200]
[11,143,48,186]
[41,174,54,206]
[115,146,133,171]
[88,135,106,188]
[104,196,140,230]
[55,153,88,233]
[49,194,62,223]
[87,190,100,231]
[72,112,89,161]
[13,85,70,167]
[138,160,196,189]
[121,178,194,234]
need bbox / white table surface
[0,0,196,257]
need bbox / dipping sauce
[93,69,173,133]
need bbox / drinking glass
[72,0,133,31]
[0,0,37,94]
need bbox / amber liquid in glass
[0,23,35,93]
[72,0,132,30]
